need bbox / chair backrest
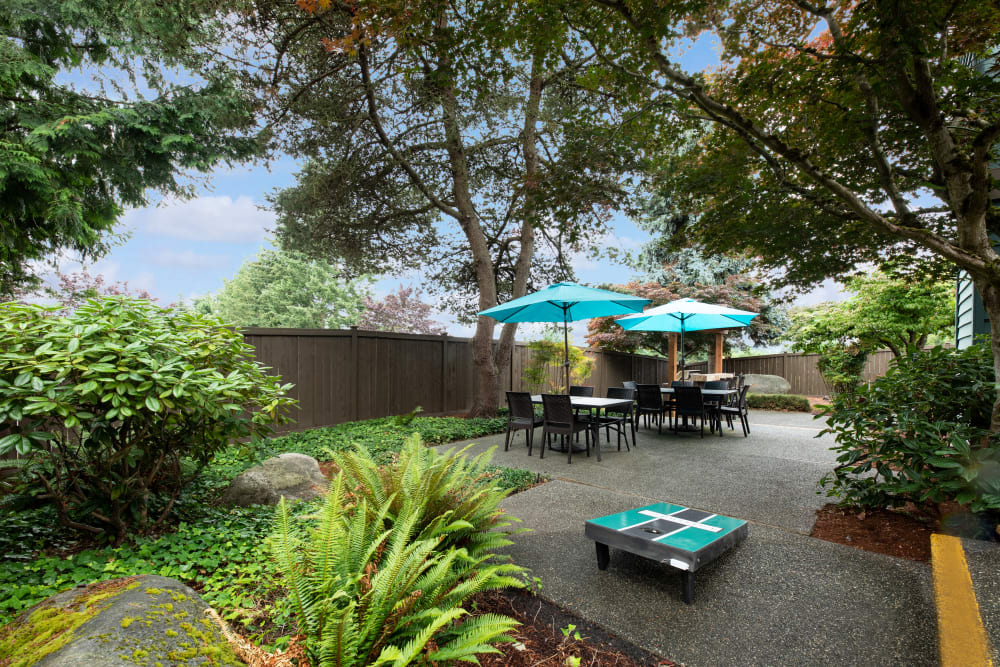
[541,393,574,425]
[506,391,535,420]
[672,381,694,388]
[704,380,729,390]
[738,384,750,409]
[736,374,745,390]
[607,387,634,401]
[635,384,662,409]
[569,385,594,397]
[622,380,638,390]
[674,386,704,411]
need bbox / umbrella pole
[680,326,685,380]
[563,313,570,394]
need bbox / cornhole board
[584,502,749,604]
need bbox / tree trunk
[974,278,1000,433]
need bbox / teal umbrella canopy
[478,282,650,323]
[616,298,758,333]
[479,282,650,393]
[615,298,758,372]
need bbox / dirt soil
[810,504,934,562]
[472,589,675,667]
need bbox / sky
[46,30,843,346]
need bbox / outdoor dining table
[661,387,737,433]
[529,395,635,458]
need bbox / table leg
[681,571,695,604]
[595,542,610,571]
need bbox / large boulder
[743,373,792,395]
[221,452,328,507]
[0,575,241,666]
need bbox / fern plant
[329,434,522,559]
[271,470,523,666]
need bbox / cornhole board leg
[681,570,695,604]
[596,542,610,570]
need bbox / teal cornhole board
[584,502,749,604]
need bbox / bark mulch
[472,588,675,667]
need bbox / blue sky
[48,31,839,344]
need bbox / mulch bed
[472,589,675,667]
[810,504,935,562]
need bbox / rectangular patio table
[585,501,749,603]
[529,395,635,461]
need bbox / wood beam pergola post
[711,332,725,374]
[667,332,678,384]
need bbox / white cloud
[150,249,228,269]
[125,195,275,242]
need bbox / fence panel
[242,329,674,431]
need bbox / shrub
[271,469,522,666]
[332,434,522,558]
[0,297,295,544]
[820,344,1000,513]
[747,393,812,412]
[522,339,594,393]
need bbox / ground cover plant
[0,297,295,544]
[820,345,1000,522]
[0,413,529,652]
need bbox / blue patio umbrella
[479,282,650,392]
[616,298,758,372]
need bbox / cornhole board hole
[585,502,749,604]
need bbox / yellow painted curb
[931,533,993,666]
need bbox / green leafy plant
[332,434,522,558]
[820,345,1000,514]
[0,297,295,544]
[746,394,812,412]
[561,624,583,641]
[522,339,594,393]
[271,470,523,666]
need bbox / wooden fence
[243,328,672,432]
[683,349,899,396]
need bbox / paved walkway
[437,411,938,666]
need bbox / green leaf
[145,396,161,412]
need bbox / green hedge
[747,393,812,412]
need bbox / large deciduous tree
[357,286,446,335]
[0,0,260,297]
[786,273,954,359]
[243,0,644,415]
[561,1,1000,427]
[194,249,370,329]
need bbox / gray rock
[221,452,328,507]
[743,373,792,395]
[3,574,241,666]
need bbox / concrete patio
[437,411,940,666]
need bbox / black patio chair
[569,385,594,397]
[672,386,716,438]
[720,385,751,437]
[505,391,543,455]
[599,387,635,451]
[541,393,597,464]
[636,384,670,434]
[703,380,730,412]
[672,381,694,388]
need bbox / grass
[0,413,538,647]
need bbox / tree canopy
[237,0,648,414]
[357,286,446,335]
[0,0,261,297]
[785,273,954,359]
[556,0,1000,426]
[194,250,370,329]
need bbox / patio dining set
[503,375,752,464]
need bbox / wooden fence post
[351,326,359,421]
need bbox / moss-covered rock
[0,575,242,666]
